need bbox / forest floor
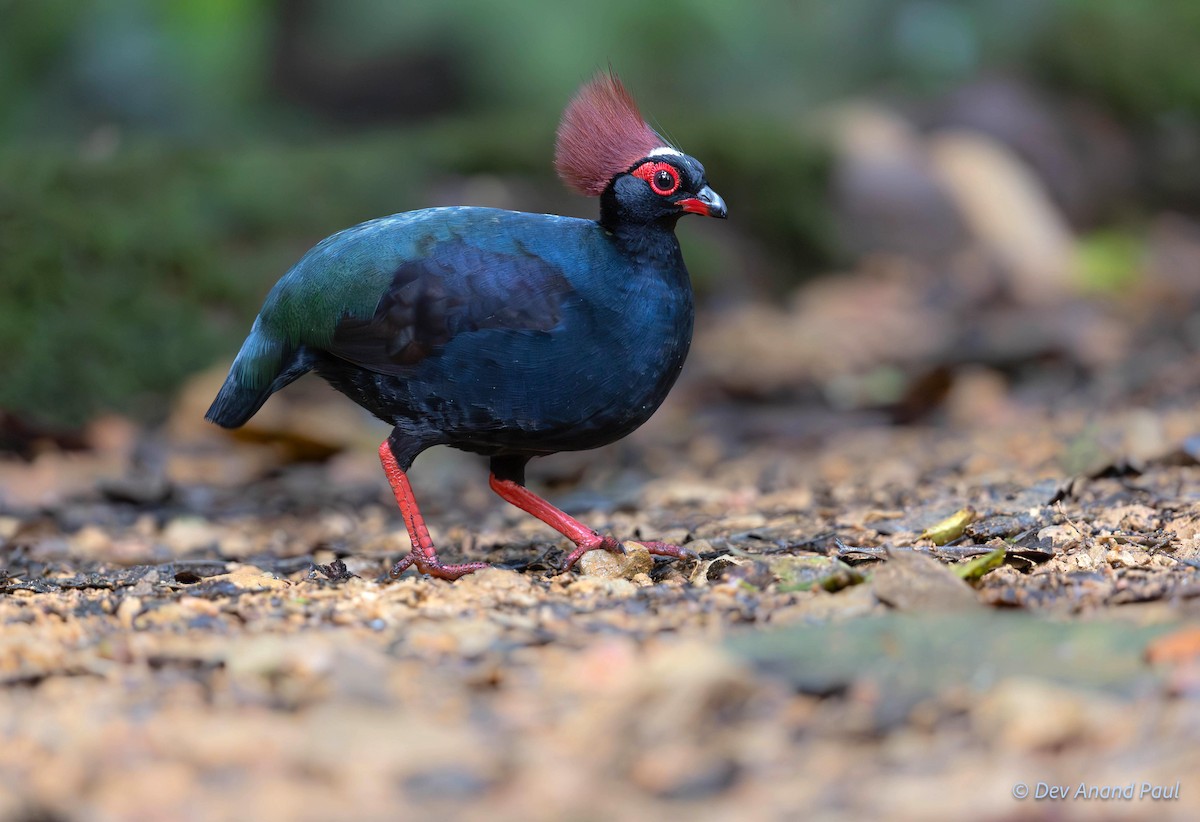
[3,252,1200,821]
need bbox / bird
[205,71,727,580]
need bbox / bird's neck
[600,205,684,269]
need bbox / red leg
[488,473,697,571]
[379,442,488,581]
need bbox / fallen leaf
[768,555,865,593]
[920,507,976,545]
[952,544,1006,582]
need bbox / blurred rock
[168,365,388,472]
[942,366,1018,429]
[98,473,171,505]
[695,265,949,400]
[567,576,639,599]
[0,416,139,510]
[1146,214,1200,305]
[928,131,1075,303]
[440,567,541,609]
[161,517,223,556]
[923,77,1136,227]
[157,365,392,491]
[827,104,968,259]
[203,563,290,592]
[872,550,980,612]
[973,678,1133,751]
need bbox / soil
[3,251,1200,821]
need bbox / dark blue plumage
[206,72,725,579]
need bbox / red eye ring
[632,161,680,196]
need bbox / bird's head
[555,72,727,227]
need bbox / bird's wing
[325,236,575,376]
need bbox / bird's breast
[415,258,694,455]
[511,261,695,449]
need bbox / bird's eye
[632,161,681,196]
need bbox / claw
[390,549,489,581]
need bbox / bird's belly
[315,281,694,458]
[413,297,690,453]
[442,329,689,455]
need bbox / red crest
[555,71,667,197]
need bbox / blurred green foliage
[2,0,1199,428]
[1074,230,1142,294]
[0,119,831,427]
[1039,0,1200,120]
[0,137,428,426]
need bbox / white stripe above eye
[647,146,684,158]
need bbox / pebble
[577,541,653,580]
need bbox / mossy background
[2,0,1198,427]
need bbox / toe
[639,541,699,560]
[390,550,488,581]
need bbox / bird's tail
[204,320,310,428]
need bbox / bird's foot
[559,533,624,572]
[636,541,701,561]
[389,550,489,581]
[558,534,699,573]
[379,442,489,581]
[486,471,698,574]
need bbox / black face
[603,151,727,227]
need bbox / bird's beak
[677,185,728,219]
